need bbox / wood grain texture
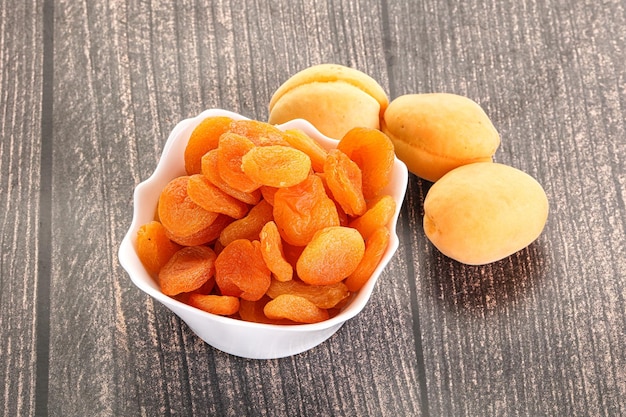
[0,1,43,416]
[1,0,625,416]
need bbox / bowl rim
[118,108,408,333]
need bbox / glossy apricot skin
[136,221,181,275]
[158,246,217,296]
[184,116,233,175]
[263,294,329,324]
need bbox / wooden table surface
[2,0,625,416]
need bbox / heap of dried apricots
[136,117,397,324]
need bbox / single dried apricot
[264,294,329,324]
[166,214,233,246]
[259,221,293,282]
[241,145,311,187]
[158,245,217,296]
[187,174,249,219]
[184,116,233,174]
[337,127,395,199]
[273,174,340,246]
[345,226,390,292]
[217,133,261,193]
[228,119,290,146]
[201,149,262,205]
[296,226,365,285]
[323,149,366,217]
[282,129,328,172]
[349,194,397,240]
[158,176,219,243]
[136,221,181,275]
[188,294,240,316]
[219,199,274,247]
[266,279,349,309]
[215,239,271,301]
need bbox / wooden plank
[0,1,44,416]
[386,0,626,415]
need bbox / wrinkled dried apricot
[296,226,365,285]
[273,174,340,246]
[241,145,311,188]
[349,194,397,240]
[217,133,260,193]
[259,221,293,282]
[266,279,349,309]
[219,199,274,247]
[215,239,271,301]
[158,176,219,244]
[337,127,395,199]
[187,174,249,219]
[323,149,366,217]
[201,149,262,205]
[158,245,217,296]
[228,119,290,146]
[345,226,390,292]
[188,294,240,316]
[282,129,328,172]
[165,214,233,246]
[264,294,329,324]
[184,116,233,175]
[136,221,181,275]
[238,296,294,324]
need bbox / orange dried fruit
[241,145,311,188]
[158,176,219,243]
[264,294,329,324]
[266,279,349,309]
[158,245,217,296]
[217,133,261,193]
[184,116,232,174]
[337,127,395,199]
[239,296,294,324]
[259,221,293,282]
[228,119,290,146]
[323,149,366,217]
[201,149,262,205]
[282,128,328,172]
[136,221,181,275]
[349,194,397,240]
[345,226,390,292]
[296,226,365,285]
[187,174,249,219]
[165,214,233,246]
[273,174,340,246]
[188,294,240,316]
[215,239,271,301]
[260,186,278,206]
[219,199,274,247]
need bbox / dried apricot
[296,226,365,285]
[264,294,329,324]
[239,296,294,324]
[219,199,274,247]
[166,214,232,246]
[228,119,290,146]
[158,176,219,243]
[282,128,328,172]
[188,294,240,316]
[217,133,260,193]
[260,186,278,206]
[345,226,390,292]
[158,245,217,296]
[266,279,349,309]
[259,221,293,282]
[136,221,181,275]
[201,149,262,205]
[323,149,366,217]
[337,127,395,199]
[187,174,249,219]
[273,174,340,246]
[215,239,271,301]
[349,194,397,240]
[184,116,232,174]
[241,145,311,187]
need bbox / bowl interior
[118,109,408,338]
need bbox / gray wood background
[1,0,624,416]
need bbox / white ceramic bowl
[118,109,408,359]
